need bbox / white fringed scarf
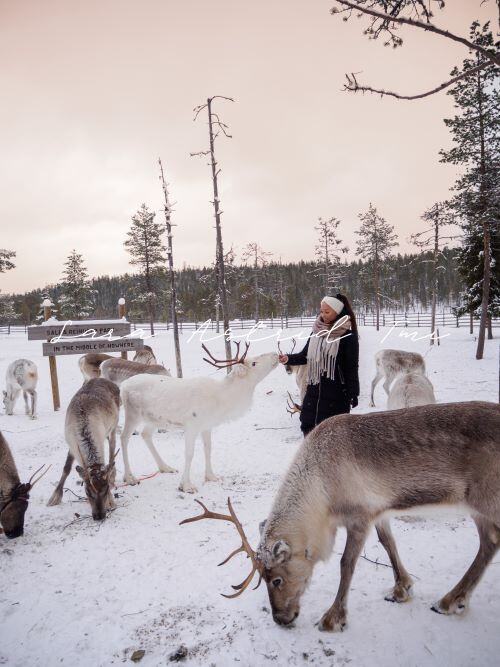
[306,312,352,385]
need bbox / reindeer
[3,359,38,418]
[133,345,157,365]
[47,378,120,521]
[120,342,278,492]
[181,401,500,631]
[0,432,49,538]
[370,349,425,407]
[78,353,114,382]
[100,358,170,387]
[278,338,308,416]
[387,372,436,410]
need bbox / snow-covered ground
[0,325,498,667]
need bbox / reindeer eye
[252,362,256,367]
[272,577,283,588]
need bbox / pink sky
[0,0,496,293]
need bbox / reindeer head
[202,342,278,383]
[0,465,49,539]
[76,461,115,521]
[278,338,297,375]
[257,534,315,626]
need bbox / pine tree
[311,217,348,293]
[0,249,16,273]
[58,250,96,319]
[124,203,167,335]
[0,296,18,323]
[241,242,273,322]
[440,22,500,357]
[356,204,398,330]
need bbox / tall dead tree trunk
[430,210,439,346]
[192,96,234,367]
[159,158,183,378]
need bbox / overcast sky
[0,0,496,294]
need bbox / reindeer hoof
[159,465,177,474]
[369,401,375,408]
[205,473,219,483]
[385,582,413,603]
[431,597,467,615]
[123,474,139,486]
[318,613,346,633]
[179,482,198,494]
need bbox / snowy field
[0,325,498,667]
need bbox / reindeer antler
[286,391,301,416]
[27,464,51,488]
[180,497,263,598]
[278,337,297,355]
[202,341,251,369]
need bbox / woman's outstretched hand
[278,354,289,364]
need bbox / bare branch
[344,62,492,100]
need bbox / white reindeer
[3,359,38,418]
[387,372,436,410]
[370,349,425,407]
[100,358,170,386]
[120,343,279,493]
[47,378,120,520]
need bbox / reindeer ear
[258,519,267,536]
[231,364,248,378]
[305,547,314,561]
[2,390,6,397]
[272,540,291,564]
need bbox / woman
[279,294,360,436]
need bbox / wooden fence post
[43,298,60,411]
[118,298,127,359]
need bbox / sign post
[43,298,61,411]
[29,298,143,412]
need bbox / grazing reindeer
[78,353,113,382]
[100,358,170,387]
[120,342,279,492]
[387,372,436,410]
[133,345,157,365]
[0,432,48,538]
[370,349,425,407]
[278,338,307,416]
[181,401,500,631]
[47,379,120,521]
[3,359,38,418]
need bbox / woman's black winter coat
[286,311,360,435]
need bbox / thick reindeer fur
[370,349,425,407]
[78,353,113,382]
[0,431,25,538]
[387,372,436,409]
[3,359,38,418]
[258,401,500,631]
[100,358,170,387]
[47,379,120,520]
[120,352,279,492]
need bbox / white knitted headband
[321,295,344,313]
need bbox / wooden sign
[42,337,144,357]
[28,320,131,341]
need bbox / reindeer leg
[23,391,30,415]
[432,516,500,615]
[121,415,139,485]
[47,452,74,506]
[106,429,117,509]
[30,390,37,419]
[142,426,177,474]
[202,429,218,482]
[382,377,392,398]
[375,519,413,602]
[370,370,382,407]
[319,519,370,632]
[179,430,197,494]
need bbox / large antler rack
[201,341,250,369]
[180,497,263,598]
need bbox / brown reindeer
[0,432,49,538]
[181,401,500,631]
[78,353,114,382]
